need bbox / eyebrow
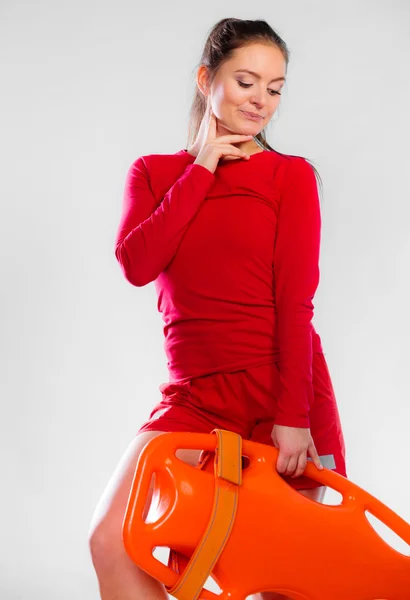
[234,69,286,83]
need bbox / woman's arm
[273,156,322,429]
[115,157,215,286]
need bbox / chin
[233,118,258,134]
[220,112,259,136]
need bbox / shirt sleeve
[273,156,322,428]
[115,157,215,286]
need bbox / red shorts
[137,353,347,490]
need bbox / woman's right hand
[191,97,254,174]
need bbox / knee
[88,519,126,569]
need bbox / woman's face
[204,43,286,139]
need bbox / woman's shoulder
[267,147,311,166]
[127,148,193,175]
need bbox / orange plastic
[122,429,410,600]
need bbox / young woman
[89,17,347,600]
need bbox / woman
[89,17,347,600]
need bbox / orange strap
[166,428,242,600]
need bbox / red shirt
[115,148,324,428]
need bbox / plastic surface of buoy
[122,429,410,600]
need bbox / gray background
[1,1,410,598]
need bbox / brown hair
[186,17,323,200]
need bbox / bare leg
[252,486,327,600]
[88,430,202,599]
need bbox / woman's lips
[240,110,263,121]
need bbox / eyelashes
[237,81,281,96]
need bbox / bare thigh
[88,430,203,552]
[254,486,327,600]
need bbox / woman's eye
[237,81,281,95]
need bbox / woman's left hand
[271,423,323,478]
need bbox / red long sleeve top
[115,148,324,428]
